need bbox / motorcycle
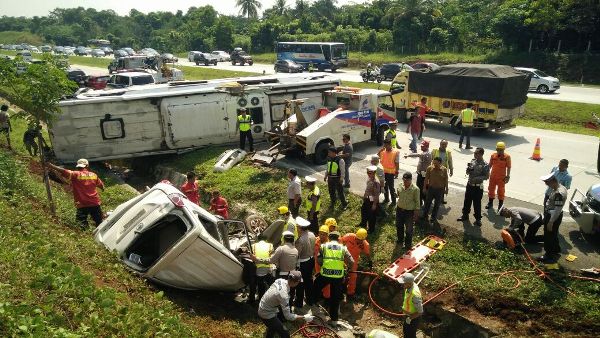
[360,66,383,83]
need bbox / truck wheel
[537,84,549,94]
[314,142,331,165]
[451,121,462,135]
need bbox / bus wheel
[314,141,331,165]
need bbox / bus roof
[277,42,345,46]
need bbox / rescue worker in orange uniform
[314,218,337,299]
[486,142,511,211]
[341,228,372,298]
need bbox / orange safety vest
[380,149,399,174]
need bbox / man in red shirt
[47,158,105,228]
[414,97,431,140]
[180,171,200,205]
[209,190,229,219]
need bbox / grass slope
[0,31,43,45]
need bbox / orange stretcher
[383,235,446,283]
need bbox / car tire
[245,214,268,235]
[537,84,549,94]
[232,61,236,65]
[249,61,254,66]
[195,61,199,65]
[314,141,331,165]
[288,69,292,73]
[213,61,217,66]
[205,62,209,66]
[241,61,245,66]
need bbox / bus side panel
[52,100,163,162]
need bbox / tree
[274,0,287,16]
[0,55,77,215]
[215,18,234,51]
[236,0,262,19]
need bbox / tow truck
[253,86,396,164]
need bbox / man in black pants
[236,108,254,152]
[324,146,347,210]
[538,174,568,264]
[458,147,490,227]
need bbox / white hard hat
[76,158,89,168]
[282,230,294,238]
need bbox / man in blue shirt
[543,159,572,206]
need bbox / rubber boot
[404,233,413,251]
[485,198,493,209]
[498,200,504,212]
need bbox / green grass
[179,64,259,80]
[0,31,43,45]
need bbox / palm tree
[274,0,287,16]
[236,0,262,19]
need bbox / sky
[0,0,368,18]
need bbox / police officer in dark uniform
[457,147,490,226]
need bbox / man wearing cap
[400,272,423,338]
[340,134,353,188]
[422,157,448,225]
[293,217,316,309]
[370,154,384,188]
[312,231,354,326]
[405,140,432,206]
[262,231,299,280]
[0,104,11,149]
[304,176,320,233]
[287,168,302,218]
[458,147,490,226]
[341,228,371,297]
[396,172,420,249]
[543,159,572,206]
[431,140,453,204]
[384,120,401,149]
[498,206,543,244]
[248,235,274,305]
[47,159,105,228]
[236,108,254,152]
[538,174,568,264]
[378,139,400,205]
[486,141,511,211]
[258,270,314,338]
[325,146,348,210]
[360,165,381,233]
[277,206,298,246]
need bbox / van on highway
[515,67,560,94]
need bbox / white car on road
[211,50,230,62]
[515,67,560,94]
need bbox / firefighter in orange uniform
[486,142,511,212]
[341,228,372,297]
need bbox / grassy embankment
[0,109,263,336]
[0,31,43,45]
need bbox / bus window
[323,45,331,61]
[378,95,395,111]
[331,45,347,60]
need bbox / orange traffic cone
[530,138,542,161]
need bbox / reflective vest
[384,129,397,148]
[252,240,273,269]
[321,242,345,278]
[402,284,422,314]
[432,149,452,169]
[281,216,299,242]
[305,186,321,212]
[238,114,251,132]
[327,157,341,177]
[460,108,475,127]
[380,149,399,174]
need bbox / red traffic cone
[530,138,542,161]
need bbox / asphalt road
[76,56,600,105]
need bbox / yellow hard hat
[496,141,506,150]
[324,218,337,229]
[356,228,368,240]
[277,206,289,214]
[319,225,330,234]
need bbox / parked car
[40,45,52,53]
[379,63,414,81]
[30,47,40,53]
[411,62,440,71]
[114,49,129,58]
[515,67,560,93]
[106,71,155,88]
[141,48,160,57]
[67,68,87,87]
[194,52,218,66]
[85,74,110,90]
[230,48,253,66]
[101,47,113,56]
[91,49,106,57]
[161,53,178,63]
[188,51,202,62]
[16,51,33,62]
[122,47,136,56]
[64,48,75,56]
[211,50,230,62]
[274,59,303,73]
[74,47,88,56]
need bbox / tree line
[0,0,598,55]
